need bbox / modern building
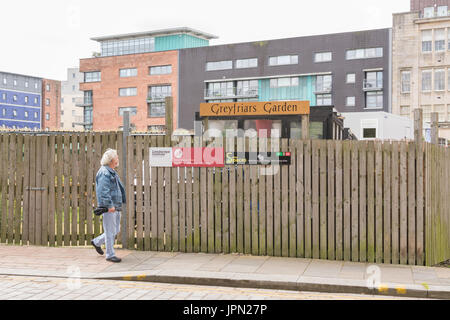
[392,0,450,140]
[179,28,392,138]
[42,79,62,131]
[61,68,84,130]
[79,27,217,132]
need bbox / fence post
[121,111,130,248]
[165,96,174,146]
[430,112,439,145]
[414,109,423,143]
[302,115,310,140]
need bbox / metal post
[430,112,439,145]
[414,109,423,143]
[121,111,130,247]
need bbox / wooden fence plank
[351,141,359,262]
[281,138,289,257]
[0,135,6,244]
[259,137,267,256]
[199,139,207,253]
[367,141,375,263]
[143,135,151,251]
[186,137,194,253]
[193,137,201,253]
[221,138,229,254]
[311,140,320,259]
[29,136,37,245]
[47,135,56,247]
[343,141,351,261]
[41,135,49,246]
[71,134,79,246]
[170,137,179,252]
[93,134,101,239]
[359,141,367,262]
[391,142,400,265]
[304,140,312,259]
[150,136,158,251]
[289,139,297,258]
[136,136,144,251]
[126,136,135,249]
[272,137,281,257]
[319,140,327,260]
[228,137,237,253]
[157,136,165,251]
[214,137,222,254]
[296,140,305,258]
[335,141,343,261]
[244,137,252,255]
[399,142,408,265]
[327,140,335,260]
[55,135,63,246]
[408,142,416,265]
[164,138,172,253]
[14,134,24,245]
[22,135,31,245]
[62,134,70,246]
[251,138,259,256]
[416,141,424,266]
[7,135,16,244]
[375,142,383,264]
[265,138,273,256]
[35,135,42,246]
[78,134,87,247]
[207,138,215,253]
[383,142,392,264]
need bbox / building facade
[41,79,62,131]
[79,27,217,132]
[393,1,450,140]
[61,68,84,130]
[0,71,42,130]
[179,28,392,137]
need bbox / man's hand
[108,207,115,213]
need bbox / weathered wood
[34,135,42,246]
[207,138,215,253]
[55,135,63,246]
[228,136,237,253]
[399,142,408,265]
[375,142,383,263]
[214,137,223,254]
[383,142,392,265]
[7,135,16,244]
[157,136,165,251]
[289,139,297,258]
[150,136,158,251]
[93,134,102,239]
[304,140,312,259]
[41,135,49,246]
[327,140,335,260]
[272,137,281,257]
[199,138,207,253]
[416,140,424,265]
[343,141,351,261]
[250,137,259,256]
[281,138,289,257]
[311,140,320,259]
[296,140,305,258]
[14,134,24,245]
[0,135,6,244]
[350,141,359,262]
[244,137,252,255]
[408,142,416,265]
[143,135,151,251]
[185,137,194,253]
[391,142,400,265]
[22,135,31,245]
[164,143,172,253]
[126,136,135,249]
[136,136,144,251]
[335,141,343,261]
[265,138,273,256]
[319,140,327,260]
[367,141,375,263]
[193,136,201,253]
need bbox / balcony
[74,97,93,107]
[363,80,383,91]
[204,87,259,100]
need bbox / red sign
[172,148,225,168]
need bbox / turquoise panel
[155,34,209,52]
[258,76,316,106]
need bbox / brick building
[41,79,61,131]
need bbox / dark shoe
[91,240,104,256]
[106,256,122,263]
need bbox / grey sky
[0,0,409,81]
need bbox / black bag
[93,207,109,216]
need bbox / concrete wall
[179,29,391,130]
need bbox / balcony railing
[204,87,259,99]
[363,80,383,91]
[74,97,93,107]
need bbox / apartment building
[61,68,84,130]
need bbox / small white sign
[149,148,173,167]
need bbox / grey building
[178,28,392,132]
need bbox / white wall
[342,112,414,140]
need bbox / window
[366,92,383,109]
[400,106,410,116]
[314,52,332,63]
[119,87,137,97]
[100,37,155,57]
[435,69,445,91]
[236,58,258,69]
[437,6,448,17]
[24,96,29,104]
[422,30,432,52]
[315,75,332,93]
[422,70,432,91]
[84,71,101,83]
[424,7,435,18]
[72,110,76,116]
[148,85,172,100]
[24,111,28,118]
[72,98,76,103]
[401,71,411,93]
[346,48,383,60]
[119,107,137,116]
[206,82,234,97]
[269,55,298,66]
[346,97,355,107]
[46,113,50,120]
[149,65,172,75]
[46,84,50,91]
[2,109,5,116]
[363,128,377,139]
[316,94,332,106]
[13,80,17,86]
[25,81,29,88]
[1,93,6,101]
[13,110,17,117]
[34,112,38,119]
[13,95,17,102]
[365,71,383,89]
[72,73,76,78]
[34,97,38,104]
[206,61,233,71]
[120,68,138,77]
[61,110,64,116]
[34,82,38,89]
[2,78,6,85]
[346,73,356,84]
[269,77,299,88]
[148,85,171,118]
[236,80,258,96]
[435,29,445,52]
[148,102,165,118]
[46,98,50,106]
[72,85,76,91]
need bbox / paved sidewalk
[0,244,449,299]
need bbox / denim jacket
[95,166,126,209]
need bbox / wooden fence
[0,132,449,266]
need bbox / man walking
[91,149,126,263]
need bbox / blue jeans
[93,211,121,259]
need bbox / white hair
[101,149,119,166]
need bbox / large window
[84,106,93,130]
[434,69,445,91]
[150,65,172,75]
[316,94,332,106]
[314,52,332,63]
[437,6,448,17]
[366,92,383,109]
[422,70,432,91]
[424,7,435,18]
[119,87,137,97]
[84,71,101,83]
[206,60,233,71]
[118,107,137,116]
[268,55,298,66]
[148,102,165,118]
[422,30,432,53]
[206,82,234,97]
[269,77,299,88]
[119,68,137,77]
[236,58,258,69]
[365,71,383,89]
[435,29,445,52]
[101,37,155,57]
[315,75,332,93]
[148,85,172,100]
[401,71,411,93]
[236,80,258,96]
[346,48,383,60]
